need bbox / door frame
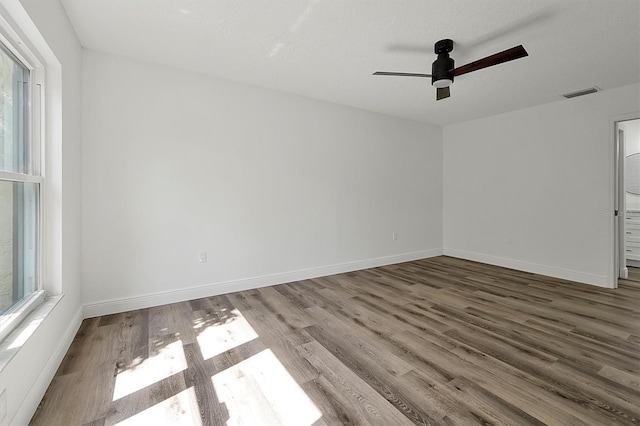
[610,112,640,288]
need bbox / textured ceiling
[61,0,640,126]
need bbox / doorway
[615,117,640,287]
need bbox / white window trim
[0,291,44,342]
[0,12,46,344]
[0,170,42,183]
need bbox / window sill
[0,294,63,374]
[0,291,46,343]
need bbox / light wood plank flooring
[31,257,640,425]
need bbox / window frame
[0,18,45,343]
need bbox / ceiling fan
[373,39,528,100]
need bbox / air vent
[562,87,600,99]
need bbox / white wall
[443,83,640,287]
[81,50,443,314]
[0,0,83,424]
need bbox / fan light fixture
[433,79,452,88]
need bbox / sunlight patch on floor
[197,308,258,360]
[113,338,187,400]
[114,387,202,426]
[212,348,322,426]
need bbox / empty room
[0,0,639,424]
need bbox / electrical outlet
[506,237,513,245]
[392,232,398,241]
[198,251,207,263]
[0,389,7,424]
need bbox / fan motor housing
[431,54,454,87]
[432,39,455,87]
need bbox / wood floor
[31,257,640,425]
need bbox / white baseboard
[11,305,83,425]
[83,248,444,318]
[443,248,611,288]
[627,259,640,269]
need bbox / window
[0,34,43,342]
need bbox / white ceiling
[60,0,639,126]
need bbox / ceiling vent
[562,87,600,99]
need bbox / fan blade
[436,86,450,100]
[452,45,528,77]
[373,71,432,77]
